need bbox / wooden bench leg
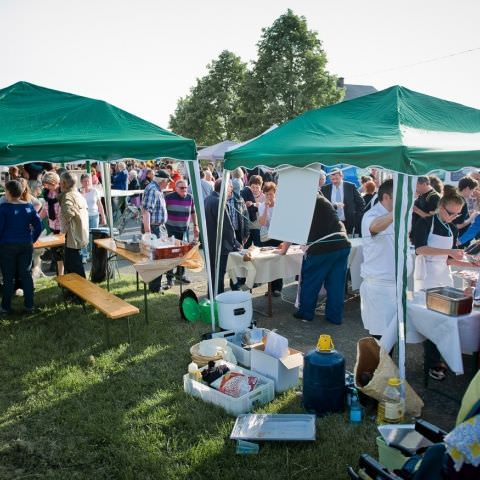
[136,272,139,291]
[144,282,149,325]
[104,317,111,346]
[127,317,132,343]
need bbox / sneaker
[428,367,447,381]
[272,290,282,297]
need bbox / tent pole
[393,173,415,399]
[186,160,216,331]
[215,171,230,297]
[101,161,114,238]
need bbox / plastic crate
[183,361,275,416]
[211,328,269,368]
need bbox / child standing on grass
[0,180,42,314]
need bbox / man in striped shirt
[165,179,199,285]
[142,169,169,292]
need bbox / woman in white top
[79,173,106,262]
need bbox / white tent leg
[215,171,230,297]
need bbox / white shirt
[332,183,345,221]
[361,201,395,282]
[81,188,100,216]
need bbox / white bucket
[215,291,253,332]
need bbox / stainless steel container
[114,233,142,252]
[426,287,472,316]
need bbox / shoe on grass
[293,311,312,322]
[176,276,191,285]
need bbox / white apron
[360,277,396,336]
[414,215,454,291]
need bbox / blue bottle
[349,389,362,424]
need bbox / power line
[350,47,480,79]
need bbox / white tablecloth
[405,293,480,375]
[227,246,304,289]
[348,238,363,291]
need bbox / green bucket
[199,298,218,326]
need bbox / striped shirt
[142,181,167,225]
[165,192,195,232]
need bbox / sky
[2,0,479,130]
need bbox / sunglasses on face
[442,205,461,217]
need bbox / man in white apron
[412,193,466,380]
[360,179,396,346]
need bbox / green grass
[0,276,377,479]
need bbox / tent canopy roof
[0,81,196,165]
[197,140,237,161]
[224,85,480,176]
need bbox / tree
[238,9,343,139]
[169,50,247,145]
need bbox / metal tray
[426,287,472,316]
[230,414,316,441]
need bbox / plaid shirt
[142,181,167,225]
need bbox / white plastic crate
[183,361,275,416]
[211,328,269,368]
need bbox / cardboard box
[250,344,303,393]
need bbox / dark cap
[155,169,171,181]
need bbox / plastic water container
[303,335,345,415]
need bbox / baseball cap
[155,170,171,181]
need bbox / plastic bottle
[349,389,362,424]
[377,377,405,424]
[188,361,199,380]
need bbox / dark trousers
[244,229,261,248]
[297,247,351,323]
[424,340,443,369]
[64,247,86,278]
[209,251,230,296]
[0,243,34,311]
[166,227,187,280]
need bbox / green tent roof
[0,81,196,165]
[225,86,480,175]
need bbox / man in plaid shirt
[142,169,170,292]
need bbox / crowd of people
[3,160,480,385]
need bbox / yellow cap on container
[388,377,401,386]
[317,334,334,352]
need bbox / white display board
[268,166,320,244]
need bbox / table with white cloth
[348,237,364,291]
[405,293,480,375]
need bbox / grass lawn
[0,276,377,479]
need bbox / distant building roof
[337,77,377,101]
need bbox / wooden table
[94,237,151,322]
[34,234,65,249]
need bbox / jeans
[81,214,99,260]
[64,247,86,278]
[147,224,163,292]
[0,243,34,311]
[297,247,351,323]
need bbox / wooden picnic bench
[55,273,140,345]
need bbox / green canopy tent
[224,85,480,390]
[0,81,216,325]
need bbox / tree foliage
[169,10,344,143]
[239,9,343,139]
[169,50,247,145]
